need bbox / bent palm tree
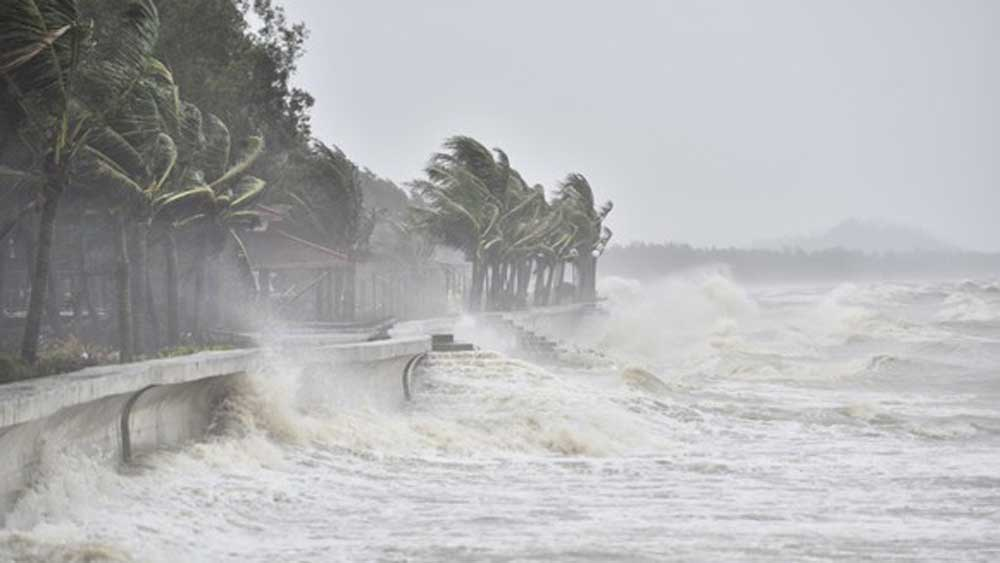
[279,141,375,320]
[417,135,539,310]
[153,121,266,340]
[557,173,613,302]
[75,124,177,361]
[0,0,160,362]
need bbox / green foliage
[278,141,378,255]
[151,0,312,149]
[412,134,615,308]
[558,173,614,257]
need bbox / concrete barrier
[507,303,603,340]
[0,335,430,518]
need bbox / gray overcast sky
[280,0,1000,250]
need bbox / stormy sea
[2,274,999,562]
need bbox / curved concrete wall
[125,374,245,463]
[0,336,429,520]
[0,392,132,516]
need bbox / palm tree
[557,173,613,303]
[411,172,498,311]
[279,141,374,320]
[75,124,177,361]
[416,136,537,310]
[153,120,266,341]
[70,49,186,360]
[151,99,206,348]
[489,183,550,309]
[0,0,161,362]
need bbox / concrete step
[432,342,476,352]
[431,334,455,345]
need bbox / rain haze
[4,1,1000,561]
[286,0,1000,250]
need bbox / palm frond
[209,135,263,191]
[148,132,176,191]
[81,0,160,107]
[77,151,147,208]
[0,0,81,114]
[152,185,213,220]
[200,113,230,181]
[230,176,267,209]
[85,126,147,181]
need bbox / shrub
[0,337,114,383]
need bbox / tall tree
[278,142,375,320]
[557,173,613,303]
[0,0,161,362]
[153,120,267,340]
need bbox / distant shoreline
[601,243,1000,283]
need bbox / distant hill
[600,241,999,283]
[754,219,959,254]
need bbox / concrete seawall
[0,336,429,518]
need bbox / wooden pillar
[315,269,324,321]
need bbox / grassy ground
[0,337,112,383]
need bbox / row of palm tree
[0,0,271,363]
[1,1,615,369]
[411,136,613,311]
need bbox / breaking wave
[3,274,1000,561]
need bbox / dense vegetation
[411,137,612,311]
[0,0,613,372]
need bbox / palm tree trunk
[20,192,60,364]
[517,260,532,308]
[588,255,598,301]
[469,258,484,311]
[491,263,501,310]
[538,262,549,306]
[575,256,597,302]
[504,262,516,309]
[484,263,493,310]
[114,215,133,363]
[206,259,220,339]
[75,222,93,322]
[18,221,33,316]
[46,266,65,339]
[479,264,488,309]
[500,262,510,308]
[131,222,148,356]
[488,261,503,311]
[533,262,546,306]
[145,266,160,351]
[164,232,180,347]
[550,261,564,305]
[192,258,204,343]
[344,260,356,321]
